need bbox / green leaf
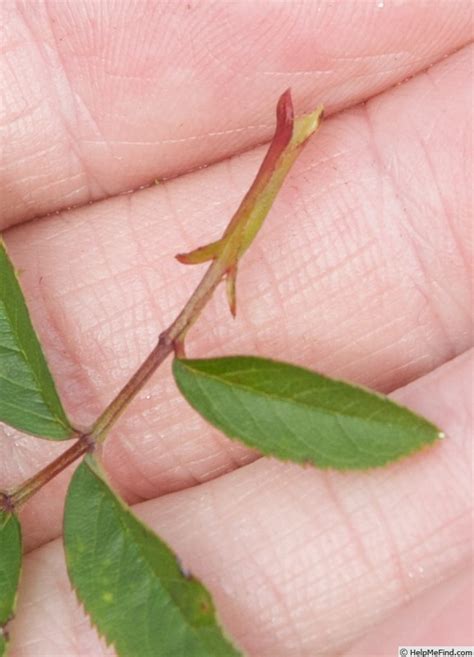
[0,511,22,657]
[173,356,442,470]
[64,458,242,657]
[0,239,73,439]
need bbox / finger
[2,44,472,551]
[1,0,472,227]
[8,350,473,657]
[343,567,473,655]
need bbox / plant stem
[91,260,227,442]
[4,434,93,510]
[2,261,227,512]
[2,91,323,512]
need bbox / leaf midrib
[193,372,404,463]
[180,362,416,431]
[92,476,229,655]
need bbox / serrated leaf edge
[0,512,22,657]
[64,457,242,656]
[173,356,443,471]
[0,238,73,439]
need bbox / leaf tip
[175,252,193,265]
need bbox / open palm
[1,2,472,655]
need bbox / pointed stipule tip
[280,87,292,106]
[277,88,294,127]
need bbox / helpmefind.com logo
[399,648,474,657]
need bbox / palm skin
[1,1,472,655]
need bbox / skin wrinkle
[276,481,371,604]
[123,195,165,330]
[207,476,304,651]
[0,92,44,130]
[407,132,469,334]
[323,472,377,579]
[362,105,460,360]
[106,444,154,505]
[35,263,96,417]
[12,1,97,205]
[329,320,431,381]
[421,71,472,280]
[343,569,474,656]
[2,141,58,176]
[419,511,472,557]
[221,474,365,576]
[135,427,204,493]
[120,402,233,495]
[37,281,122,428]
[15,169,84,195]
[161,178,199,276]
[198,20,254,85]
[1,4,473,227]
[0,31,41,121]
[82,122,274,147]
[363,351,430,389]
[410,243,464,359]
[368,488,411,602]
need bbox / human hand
[1,2,472,655]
